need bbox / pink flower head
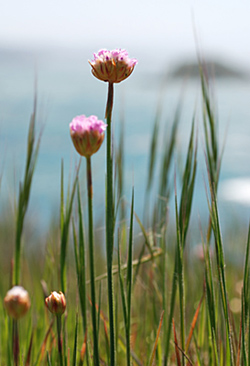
[89,48,138,83]
[4,286,31,319]
[45,291,66,315]
[70,115,107,158]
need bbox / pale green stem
[105,82,115,366]
[86,156,100,366]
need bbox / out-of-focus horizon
[1,0,250,234]
[1,0,250,71]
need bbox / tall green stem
[105,82,115,366]
[86,156,100,366]
[56,315,64,366]
[13,319,19,366]
[15,222,22,285]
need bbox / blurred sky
[1,0,250,69]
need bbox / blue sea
[1,46,250,251]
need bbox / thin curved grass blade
[79,330,88,366]
[34,319,54,366]
[148,310,164,366]
[24,331,33,366]
[172,318,181,366]
[72,315,78,366]
[185,293,204,353]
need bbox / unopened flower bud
[45,291,66,315]
[89,48,137,83]
[70,115,107,158]
[4,286,30,319]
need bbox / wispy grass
[14,94,41,285]
[118,189,134,366]
[164,116,197,366]
[60,160,79,294]
[0,58,249,366]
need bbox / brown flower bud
[4,286,30,319]
[45,291,66,315]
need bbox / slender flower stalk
[86,155,100,366]
[70,114,106,366]
[105,82,116,366]
[45,291,66,366]
[56,315,64,366]
[13,320,19,366]
[90,48,137,366]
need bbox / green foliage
[60,161,79,294]
[14,95,41,285]
[0,59,249,366]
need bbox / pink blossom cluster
[93,49,137,68]
[70,115,107,158]
[70,49,137,157]
[89,48,138,83]
[70,115,107,134]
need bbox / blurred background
[0,0,250,243]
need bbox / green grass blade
[132,242,146,288]
[163,246,178,366]
[115,118,125,222]
[148,311,164,366]
[206,173,235,365]
[199,63,218,173]
[146,112,160,193]
[202,238,218,364]
[60,163,79,293]
[97,283,102,338]
[117,234,128,345]
[164,120,197,366]
[158,104,180,212]
[134,211,154,258]
[241,223,250,365]
[126,189,134,366]
[72,315,78,366]
[174,178,185,365]
[14,96,41,285]
[46,350,52,366]
[179,116,198,244]
[72,221,80,287]
[77,183,88,336]
[60,160,64,236]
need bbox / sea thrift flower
[70,115,107,157]
[45,291,66,315]
[4,286,30,319]
[89,48,138,83]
